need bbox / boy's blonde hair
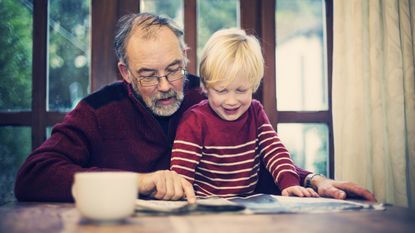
[199,28,264,91]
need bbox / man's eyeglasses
[128,67,186,87]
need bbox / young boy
[170,28,318,198]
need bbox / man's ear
[183,49,189,67]
[118,62,131,83]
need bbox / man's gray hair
[114,12,187,66]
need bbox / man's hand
[311,175,377,202]
[281,185,319,197]
[138,170,196,204]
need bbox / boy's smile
[206,76,253,121]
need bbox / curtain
[333,0,415,207]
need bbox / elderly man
[14,13,375,203]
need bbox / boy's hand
[281,185,319,197]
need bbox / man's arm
[14,102,110,202]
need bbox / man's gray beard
[132,84,184,116]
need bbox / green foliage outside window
[48,0,90,111]
[197,0,238,64]
[0,0,32,111]
[0,0,33,205]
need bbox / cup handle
[71,183,77,200]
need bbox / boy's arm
[255,102,300,191]
[258,124,300,191]
[170,112,203,184]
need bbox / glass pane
[197,0,239,64]
[140,0,184,30]
[48,0,91,112]
[277,123,328,176]
[275,0,327,111]
[0,0,33,111]
[0,127,31,204]
[46,126,53,139]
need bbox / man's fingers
[181,179,196,204]
[320,186,346,199]
[281,189,289,196]
[147,170,194,202]
[172,173,184,200]
[336,182,376,201]
[152,171,167,199]
[162,171,175,200]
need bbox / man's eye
[139,71,157,77]
[167,67,181,74]
[142,76,157,81]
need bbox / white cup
[72,171,139,222]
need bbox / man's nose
[157,76,171,92]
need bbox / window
[0,0,33,205]
[273,0,333,176]
[0,0,91,203]
[48,0,90,111]
[140,0,184,29]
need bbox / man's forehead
[128,25,178,46]
[136,59,183,73]
[126,27,183,70]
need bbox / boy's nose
[224,93,238,105]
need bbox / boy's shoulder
[182,99,210,117]
[251,99,264,110]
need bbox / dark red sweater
[14,75,311,202]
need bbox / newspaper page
[135,194,384,215]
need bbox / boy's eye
[214,89,227,94]
[236,89,248,93]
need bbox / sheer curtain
[332,0,415,207]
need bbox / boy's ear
[118,62,131,83]
[200,83,208,94]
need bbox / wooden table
[1,201,414,233]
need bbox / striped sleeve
[255,103,300,191]
[170,111,203,183]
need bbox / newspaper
[135,194,384,215]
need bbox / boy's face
[206,76,253,121]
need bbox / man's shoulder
[181,74,205,110]
[83,81,128,109]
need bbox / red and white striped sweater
[170,99,300,197]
